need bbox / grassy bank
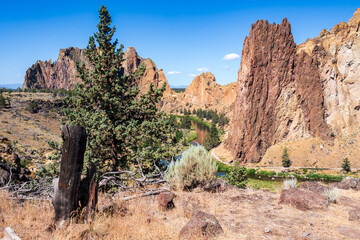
[216,164,344,182]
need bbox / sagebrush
[165,145,217,190]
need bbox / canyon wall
[225,18,333,163]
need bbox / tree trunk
[53,125,87,223]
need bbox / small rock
[264,228,271,233]
[179,210,223,240]
[348,209,360,221]
[157,192,175,210]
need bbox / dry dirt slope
[1,187,360,239]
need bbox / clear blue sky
[0,0,359,87]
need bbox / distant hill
[0,83,22,89]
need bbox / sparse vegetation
[225,162,247,188]
[26,100,38,113]
[171,88,186,93]
[325,187,340,203]
[165,145,217,190]
[283,178,298,189]
[0,92,6,109]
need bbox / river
[190,120,209,144]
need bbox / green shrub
[165,145,217,190]
[247,168,256,177]
[281,147,291,167]
[226,163,247,188]
[342,158,351,173]
[27,100,38,113]
[0,93,6,109]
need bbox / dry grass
[2,186,360,240]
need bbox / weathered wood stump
[53,125,87,224]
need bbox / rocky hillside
[161,72,236,116]
[225,9,360,163]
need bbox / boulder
[179,210,223,239]
[300,181,326,194]
[329,177,360,191]
[202,178,231,193]
[157,192,175,210]
[279,188,328,210]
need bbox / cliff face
[23,47,174,96]
[183,72,236,109]
[297,9,360,136]
[225,18,332,163]
[160,73,236,116]
[23,47,89,90]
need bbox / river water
[190,120,209,144]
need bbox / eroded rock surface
[225,18,331,163]
[279,188,328,210]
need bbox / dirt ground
[1,186,360,240]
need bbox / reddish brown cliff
[23,47,174,96]
[225,19,331,163]
[23,47,89,90]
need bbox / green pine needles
[63,5,176,173]
[281,147,291,168]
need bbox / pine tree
[342,158,351,173]
[203,122,220,150]
[0,93,6,109]
[63,5,176,173]
[281,147,291,167]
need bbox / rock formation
[297,9,360,136]
[160,72,236,115]
[23,47,237,116]
[23,47,89,90]
[23,47,174,96]
[225,18,333,163]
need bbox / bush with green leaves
[165,145,217,190]
[342,158,351,173]
[226,163,247,188]
[62,5,176,173]
[281,147,291,167]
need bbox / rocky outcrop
[23,47,89,90]
[279,188,328,210]
[23,47,174,96]
[0,137,31,185]
[225,18,332,163]
[161,73,236,116]
[183,72,236,109]
[297,9,360,136]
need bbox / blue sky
[0,1,359,87]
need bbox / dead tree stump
[53,125,87,224]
